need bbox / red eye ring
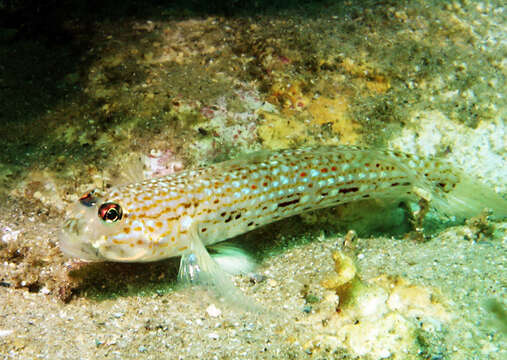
[98,203,123,223]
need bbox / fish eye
[98,203,123,223]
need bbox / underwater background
[0,0,505,359]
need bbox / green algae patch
[2,0,505,197]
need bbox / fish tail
[407,155,507,220]
[431,172,507,221]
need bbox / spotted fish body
[60,146,506,268]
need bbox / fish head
[60,187,152,262]
[59,185,190,262]
[59,189,123,261]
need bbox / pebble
[0,329,13,337]
[266,279,278,287]
[206,304,222,317]
[40,287,51,295]
[1,226,19,243]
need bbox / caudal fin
[432,174,507,221]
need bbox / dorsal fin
[115,155,146,186]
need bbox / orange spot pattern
[102,146,461,262]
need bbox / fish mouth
[59,218,104,261]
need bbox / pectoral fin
[178,232,259,311]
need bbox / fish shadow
[66,257,180,301]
